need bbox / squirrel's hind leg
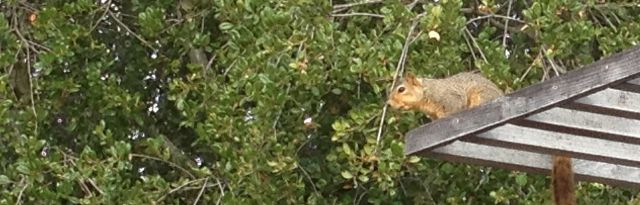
[466,86,502,108]
[466,87,487,108]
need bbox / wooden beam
[429,141,640,188]
[613,82,640,93]
[560,102,640,121]
[573,88,640,113]
[627,77,640,86]
[405,46,640,155]
[469,124,640,167]
[524,107,640,143]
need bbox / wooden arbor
[404,46,640,188]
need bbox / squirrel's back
[421,72,503,114]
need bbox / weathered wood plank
[561,102,640,121]
[405,45,640,155]
[524,107,640,143]
[470,124,640,167]
[613,82,640,93]
[429,141,640,188]
[573,88,640,113]
[512,119,640,146]
[627,77,640,86]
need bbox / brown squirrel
[388,71,576,205]
[387,71,503,119]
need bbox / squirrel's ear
[404,73,419,85]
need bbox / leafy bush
[1,0,639,204]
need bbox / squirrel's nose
[387,99,397,108]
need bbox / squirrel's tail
[552,156,576,205]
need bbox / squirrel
[387,71,576,205]
[387,71,503,120]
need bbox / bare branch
[298,164,319,195]
[375,12,427,153]
[192,177,209,205]
[89,0,112,33]
[407,0,420,10]
[541,45,566,76]
[108,11,155,50]
[502,0,513,48]
[12,24,38,136]
[333,0,384,10]
[15,177,27,205]
[215,177,226,205]
[466,13,525,25]
[129,153,196,179]
[520,51,542,81]
[462,28,479,63]
[464,27,488,63]
[331,12,384,18]
[156,178,212,202]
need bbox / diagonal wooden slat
[627,77,640,86]
[573,88,640,113]
[523,107,640,144]
[405,46,640,155]
[468,124,640,167]
[429,141,640,188]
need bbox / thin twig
[407,0,420,10]
[594,7,617,32]
[464,27,488,63]
[62,152,105,196]
[521,50,542,81]
[355,186,369,205]
[502,0,513,48]
[272,83,291,130]
[462,29,479,63]
[375,12,426,154]
[298,164,319,195]
[408,30,424,44]
[13,26,38,137]
[15,177,27,205]
[541,45,565,76]
[26,40,51,53]
[204,53,216,76]
[487,18,535,39]
[89,0,112,33]
[170,178,206,193]
[86,178,104,195]
[108,11,155,50]
[222,50,243,76]
[193,177,209,205]
[333,0,384,10]
[129,153,195,179]
[78,179,93,196]
[215,177,225,205]
[465,13,525,25]
[157,178,211,202]
[331,12,384,18]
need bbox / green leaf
[515,174,528,186]
[0,175,11,185]
[358,175,369,182]
[440,163,454,174]
[342,143,353,157]
[407,156,420,163]
[341,171,353,179]
[219,22,234,30]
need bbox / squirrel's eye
[397,86,405,93]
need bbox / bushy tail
[552,156,576,205]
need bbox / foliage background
[1,0,639,204]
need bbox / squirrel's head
[387,73,424,110]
